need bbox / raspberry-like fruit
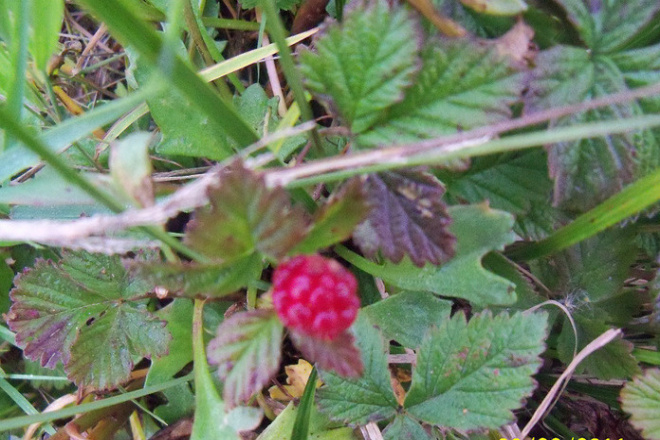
[272,255,360,340]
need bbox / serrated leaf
[554,0,660,52]
[316,316,398,426]
[7,252,169,389]
[358,38,523,147]
[290,329,363,378]
[67,306,170,389]
[404,311,547,430]
[131,253,262,298]
[557,315,640,380]
[621,369,660,440]
[460,0,527,16]
[207,310,284,406]
[530,227,637,304]
[443,150,561,240]
[293,177,371,254]
[185,162,309,261]
[362,290,452,349]
[525,39,660,210]
[299,0,421,134]
[346,204,516,306]
[382,415,433,440]
[353,171,455,267]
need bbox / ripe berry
[272,255,360,340]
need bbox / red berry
[272,255,360,340]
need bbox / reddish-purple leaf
[289,330,363,378]
[7,252,169,390]
[207,310,284,407]
[185,161,309,261]
[353,171,455,267]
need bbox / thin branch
[1,82,660,247]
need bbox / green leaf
[404,311,547,430]
[28,0,64,71]
[293,178,370,254]
[147,299,194,385]
[316,316,398,426]
[257,402,357,440]
[621,368,660,440]
[554,0,660,52]
[341,204,517,306]
[290,329,363,378]
[299,0,421,134]
[557,315,640,380]
[127,43,237,161]
[185,161,309,261]
[530,227,637,303]
[358,38,523,147]
[443,150,562,240]
[382,415,433,440]
[207,310,284,406]
[525,10,660,211]
[66,306,169,390]
[7,252,170,389]
[362,290,452,349]
[131,253,262,298]
[460,0,527,16]
[352,171,455,267]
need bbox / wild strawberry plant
[0,0,660,439]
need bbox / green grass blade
[291,367,318,440]
[508,167,660,260]
[75,0,258,147]
[0,106,125,212]
[0,104,209,261]
[0,373,193,432]
[200,28,318,82]
[0,377,54,435]
[0,86,155,183]
[3,0,30,152]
